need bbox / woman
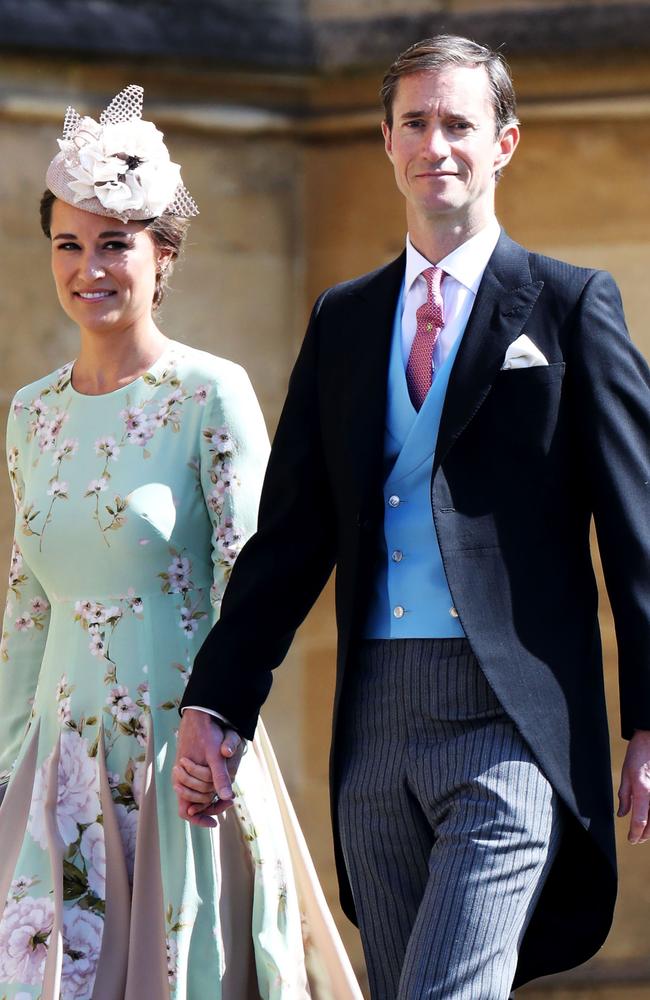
[0,86,361,1000]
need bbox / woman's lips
[74,290,116,300]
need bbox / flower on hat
[46,84,198,220]
[61,116,182,217]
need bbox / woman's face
[49,199,163,338]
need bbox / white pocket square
[500,334,548,370]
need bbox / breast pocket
[486,362,566,459]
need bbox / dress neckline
[66,341,177,400]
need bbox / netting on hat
[167,185,200,219]
[100,85,144,126]
[61,106,82,141]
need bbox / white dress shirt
[402,217,501,373]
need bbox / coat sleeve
[0,401,51,787]
[569,270,650,738]
[182,293,337,738]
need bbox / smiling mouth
[74,291,116,301]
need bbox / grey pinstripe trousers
[337,639,563,1000]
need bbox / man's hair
[380,34,519,136]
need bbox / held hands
[617,729,650,845]
[173,708,246,827]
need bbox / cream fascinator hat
[46,84,199,222]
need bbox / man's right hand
[173,708,245,827]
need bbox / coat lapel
[341,252,406,511]
[434,233,544,470]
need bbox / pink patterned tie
[406,265,445,411]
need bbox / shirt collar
[405,217,501,296]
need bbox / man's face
[382,65,519,233]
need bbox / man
[174,35,650,999]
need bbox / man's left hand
[617,729,650,844]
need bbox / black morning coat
[181,231,650,988]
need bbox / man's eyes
[401,119,474,131]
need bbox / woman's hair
[39,189,190,311]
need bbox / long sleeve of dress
[199,363,271,622]
[0,401,51,785]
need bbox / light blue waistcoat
[364,282,466,638]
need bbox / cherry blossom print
[27,730,100,849]
[134,714,148,747]
[9,876,40,902]
[28,400,70,457]
[94,436,121,461]
[74,597,139,684]
[55,674,72,701]
[61,907,104,1000]
[211,427,234,453]
[106,686,138,725]
[88,630,107,658]
[19,504,40,540]
[125,589,144,616]
[136,681,150,709]
[213,458,239,496]
[193,385,209,405]
[47,479,68,499]
[201,424,243,580]
[215,518,244,568]
[28,397,48,426]
[30,597,49,617]
[14,615,34,633]
[84,478,108,496]
[128,424,156,447]
[0,896,54,985]
[120,405,148,434]
[166,555,192,594]
[7,447,25,506]
[31,474,70,551]
[179,606,199,637]
[167,933,178,987]
[7,543,27,599]
[86,489,129,548]
[52,438,79,465]
[11,594,49,636]
[164,904,188,990]
[206,486,224,517]
[57,696,72,725]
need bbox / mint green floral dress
[0,341,359,1000]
